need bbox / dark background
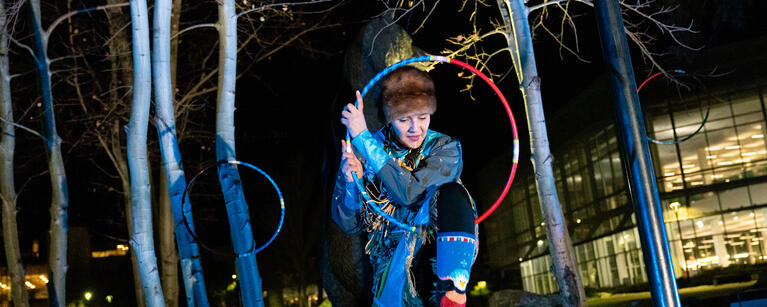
[3,0,767,304]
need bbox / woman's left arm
[352,130,462,206]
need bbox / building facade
[481,38,767,294]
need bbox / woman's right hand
[341,139,363,182]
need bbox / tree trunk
[127,0,165,305]
[102,0,146,304]
[215,1,264,305]
[152,2,178,307]
[153,0,210,305]
[29,2,69,305]
[497,1,586,306]
[0,2,29,305]
[158,169,179,307]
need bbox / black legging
[435,182,475,234]
[414,182,475,303]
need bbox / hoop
[346,55,519,229]
[181,160,285,257]
[638,69,711,145]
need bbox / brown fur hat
[380,66,437,123]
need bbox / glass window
[723,211,753,234]
[731,95,762,115]
[513,203,530,234]
[708,103,732,120]
[719,187,751,210]
[705,117,734,131]
[735,113,762,125]
[689,191,720,214]
[653,114,672,132]
[750,182,767,206]
[674,108,703,128]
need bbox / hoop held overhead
[346,55,520,228]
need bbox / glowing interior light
[537,240,544,246]
[25,281,35,289]
[742,152,757,156]
[725,145,741,150]
[750,212,755,217]
[696,221,704,229]
[682,164,695,168]
[717,161,733,166]
[84,292,92,301]
[753,134,764,138]
[706,155,718,159]
[576,218,582,224]
[664,172,675,176]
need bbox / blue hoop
[182,159,285,256]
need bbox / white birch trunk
[216,0,264,305]
[0,1,29,305]
[29,1,69,304]
[127,0,165,305]
[497,0,586,305]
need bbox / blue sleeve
[330,166,365,235]
[352,130,463,207]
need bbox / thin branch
[235,0,333,19]
[412,0,441,34]
[0,115,47,142]
[172,23,216,40]
[619,1,701,51]
[46,2,130,36]
[367,1,424,56]
[89,157,120,179]
[527,0,592,13]
[49,54,83,65]
[8,36,37,62]
[16,169,49,199]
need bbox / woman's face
[392,112,431,149]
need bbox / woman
[332,66,478,307]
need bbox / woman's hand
[341,139,363,182]
[341,90,367,138]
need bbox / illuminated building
[480,37,767,293]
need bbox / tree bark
[153,0,210,305]
[127,0,165,305]
[497,1,586,306]
[158,169,179,307]
[29,1,69,305]
[0,1,29,305]
[153,2,179,307]
[216,0,264,305]
[102,0,147,304]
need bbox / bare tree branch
[46,2,130,36]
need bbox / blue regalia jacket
[331,126,473,306]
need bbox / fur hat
[381,66,437,123]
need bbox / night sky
[3,0,767,302]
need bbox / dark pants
[414,182,475,304]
